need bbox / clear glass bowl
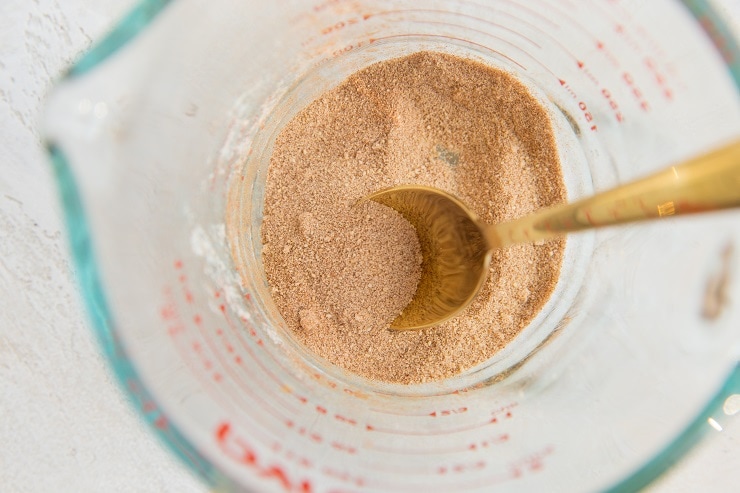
[44,1,740,491]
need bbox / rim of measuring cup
[44,1,740,491]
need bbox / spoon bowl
[365,186,493,330]
[369,140,740,330]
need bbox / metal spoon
[367,140,740,331]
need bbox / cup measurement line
[498,0,562,29]
[364,414,508,435]
[532,0,678,100]
[367,432,510,455]
[365,9,542,49]
[463,0,559,39]
[364,463,545,493]
[592,0,671,63]
[167,329,279,447]
[367,33,527,70]
[211,292,304,415]
[207,315,303,418]
[163,277,328,456]
[362,459,486,477]
[193,292,411,445]
[170,270,302,419]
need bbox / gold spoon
[367,140,740,331]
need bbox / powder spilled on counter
[261,51,566,384]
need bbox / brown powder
[260,52,566,384]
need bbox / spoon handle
[485,140,740,248]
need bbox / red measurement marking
[509,444,555,477]
[142,400,156,413]
[178,274,187,283]
[491,402,518,417]
[321,467,366,487]
[365,412,506,435]
[197,309,298,419]
[342,387,367,399]
[468,433,509,450]
[558,79,577,100]
[216,422,314,492]
[330,42,363,58]
[330,442,357,455]
[319,15,364,36]
[125,378,198,472]
[438,460,485,475]
[429,407,468,417]
[160,304,176,320]
[334,415,357,425]
[160,288,186,336]
[576,60,599,86]
[595,39,621,68]
[154,415,168,430]
[613,22,642,53]
[211,292,301,416]
[168,328,280,451]
[577,101,598,131]
[644,57,674,101]
[174,259,183,269]
[601,87,625,123]
[368,440,454,454]
[288,423,323,444]
[622,71,650,111]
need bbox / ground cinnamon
[260,52,566,384]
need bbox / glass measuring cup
[43,1,740,492]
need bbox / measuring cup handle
[486,139,740,247]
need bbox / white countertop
[0,0,737,491]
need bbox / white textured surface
[0,1,736,492]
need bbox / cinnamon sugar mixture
[260,52,566,384]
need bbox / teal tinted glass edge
[682,0,740,85]
[46,0,740,491]
[605,365,740,493]
[67,0,172,77]
[47,144,231,490]
[608,0,740,491]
